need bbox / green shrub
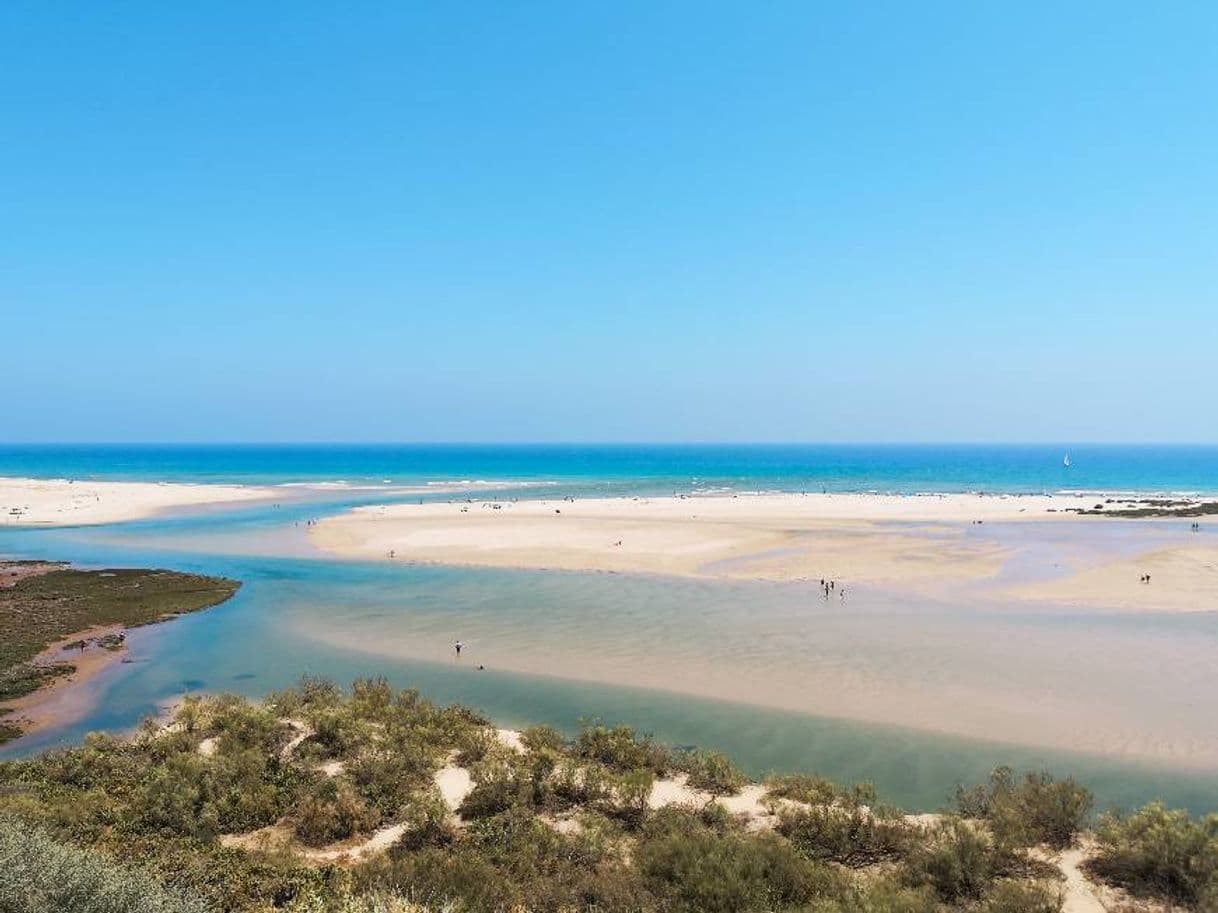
[767,773,844,806]
[637,823,845,913]
[349,749,433,816]
[349,676,395,717]
[0,815,209,913]
[550,759,614,809]
[804,877,939,913]
[576,721,669,773]
[305,709,373,761]
[779,804,915,867]
[360,846,509,912]
[955,767,1093,849]
[903,818,999,901]
[204,694,284,755]
[454,726,496,766]
[131,748,295,839]
[520,724,566,754]
[978,879,1061,913]
[293,780,379,846]
[681,750,747,796]
[612,767,654,826]
[1087,802,1218,906]
[458,757,532,820]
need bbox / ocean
[1,442,1217,494]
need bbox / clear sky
[3,2,1215,443]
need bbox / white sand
[496,728,525,752]
[309,492,1059,584]
[318,759,346,777]
[0,476,276,526]
[310,491,1215,598]
[434,763,475,812]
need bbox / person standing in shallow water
[454,640,463,657]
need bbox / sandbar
[0,476,278,526]
[310,492,1218,610]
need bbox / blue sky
[3,2,1215,442]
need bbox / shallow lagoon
[2,496,1216,814]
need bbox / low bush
[612,767,655,827]
[955,767,1093,849]
[779,803,915,867]
[459,757,532,820]
[767,773,845,806]
[636,818,846,913]
[349,749,433,817]
[454,726,496,766]
[550,758,614,809]
[576,721,669,773]
[520,724,566,754]
[978,879,1061,913]
[1087,802,1218,906]
[0,815,208,913]
[293,780,379,846]
[903,818,1002,901]
[680,749,747,796]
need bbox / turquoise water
[2,446,1218,814]
[2,443,1217,494]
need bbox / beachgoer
[455,640,463,656]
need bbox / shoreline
[4,473,1217,530]
[0,623,130,741]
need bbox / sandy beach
[0,476,277,526]
[310,492,1218,611]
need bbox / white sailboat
[1063,452,1071,468]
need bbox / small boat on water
[1063,453,1071,468]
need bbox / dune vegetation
[0,677,1213,913]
